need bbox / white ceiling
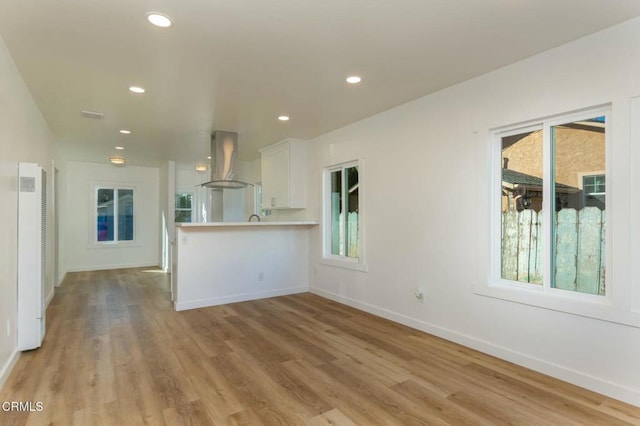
[2,1,640,167]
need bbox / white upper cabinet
[260,138,308,209]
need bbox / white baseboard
[310,287,640,408]
[65,262,160,273]
[46,287,55,307]
[57,271,66,286]
[0,349,19,391]
[175,286,309,311]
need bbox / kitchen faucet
[248,214,261,222]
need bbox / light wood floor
[2,268,640,425]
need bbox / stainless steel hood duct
[201,130,251,189]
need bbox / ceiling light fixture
[278,115,290,121]
[81,110,104,120]
[146,12,173,28]
[109,156,126,165]
[129,86,145,94]
[346,75,362,84]
[114,146,125,150]
[119,129,131,134]
[195,164,208,172]
[207,156,211,160]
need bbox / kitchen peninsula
[172,221,318,311]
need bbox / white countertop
[176,221,318,228]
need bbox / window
[323,160,365,270]
[96,187,134,243]
[582,174,605,208]
[495,108,608,297]
[254,183,270,217]
[175,192,193,223]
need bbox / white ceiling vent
[81,110,104,120]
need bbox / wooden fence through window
[502,207,605,295]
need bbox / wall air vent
[19,176,36,192]
[81,110,104,120]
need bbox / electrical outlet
[415,288,425,303]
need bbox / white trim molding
[0,350,20,391]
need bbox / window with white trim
[175,192,193,223]
[96,187,134,243]
[323,160,365,270]
[582,174,605,209]
[493,107,608,297]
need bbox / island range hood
[201,130,251,189]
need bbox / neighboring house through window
[494,107,608,297]
[96,187,134,243]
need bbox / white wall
[62,161,160,272]
[0,37,55,387]
[308,18,640,406]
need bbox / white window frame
[92,184,136,246]
[254,182,270,217]
[580,172,606,207]
[321,159,367,272]
[174,191,194,223]
[474,105,639,326]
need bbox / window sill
[319,258,368,272]
[89,241,140,249]
[474,280,640,328]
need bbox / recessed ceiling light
[278,115,290,121]
[147,12,173,28]
[115,146,125,150]
[346,76,362,84]
[129,86,145,94]
[195,164,208,172]
[109,156,126,165]
[119,129,131,134]
[207,156,211,160]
